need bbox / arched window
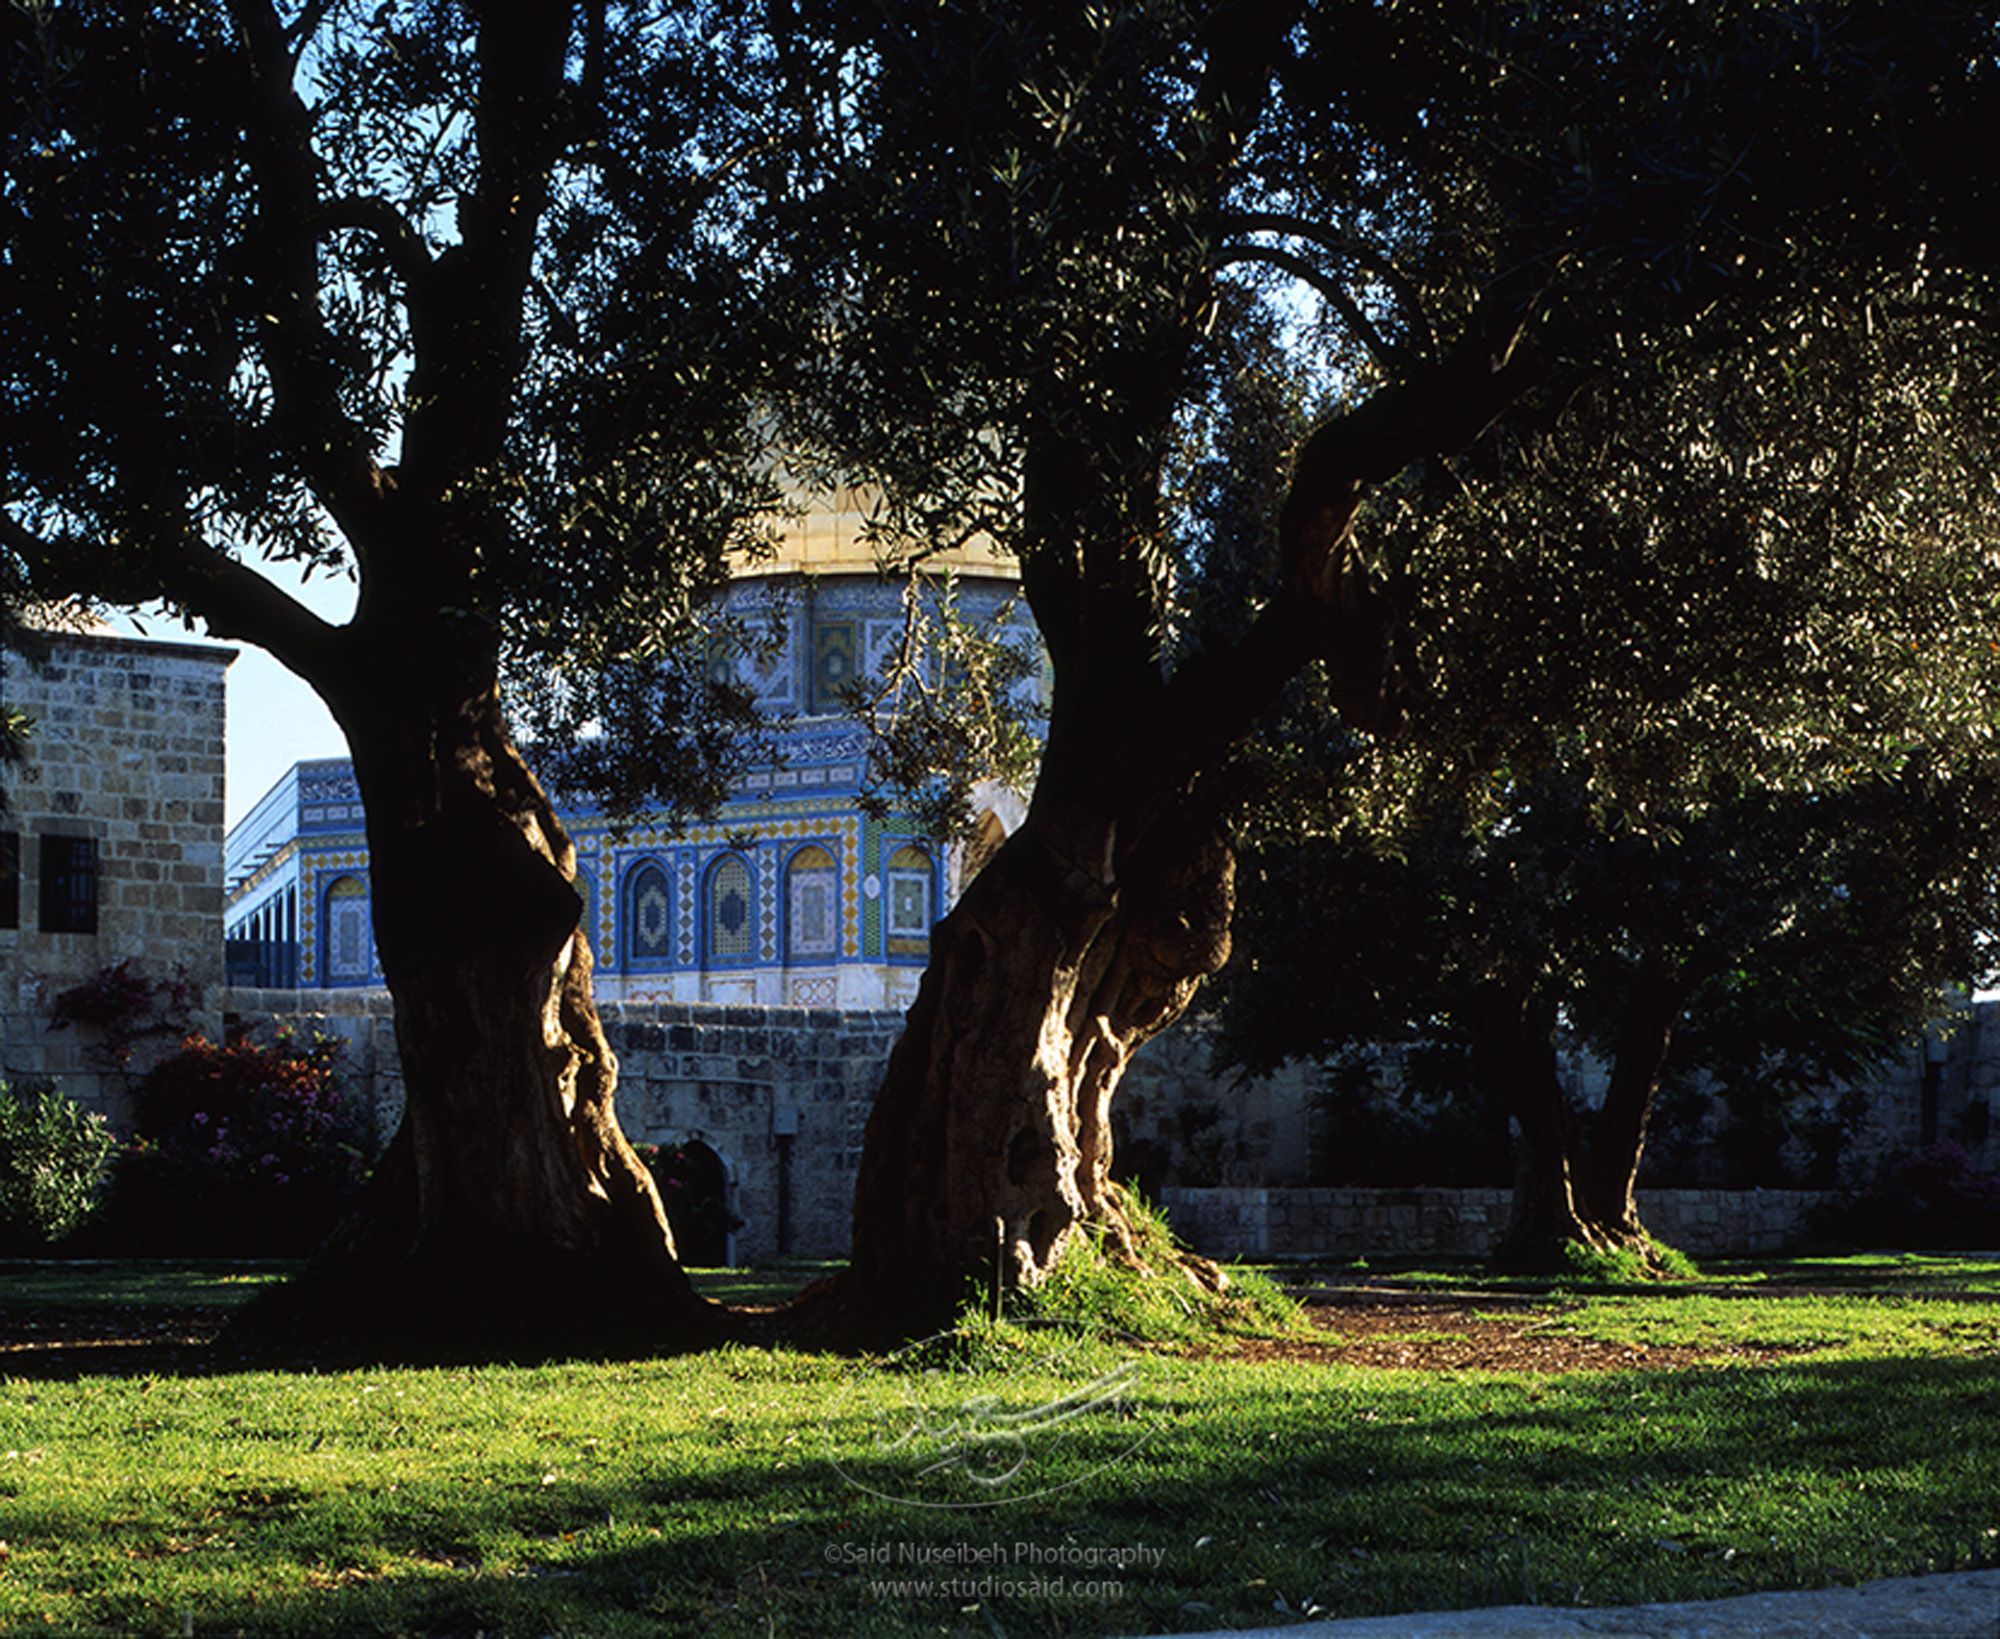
[886,844,933,957]
[706,853,755,963]
[324,875,373,983]
[624,861,673,967]
[786,845,838,962]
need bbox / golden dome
[737,485,1016,579]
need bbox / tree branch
[228,0,389,543]
[1222,210,1439,359]
[1218,242,1405,373]
[164,549,348,685]
[318,194,436,294]
[282,0,336,58]
[401,2,576,496]
[0,506,346,688]
[1136,309,1544,792]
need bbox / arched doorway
[656,1140,731,1267]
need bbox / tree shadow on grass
[0,1249,992,1380]
[0,1307,239,1380]
[0,1268,855,1381]
[9,1351,2000,1635]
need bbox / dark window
[0,833,17,930]
[810,619,857,713]
[39,835,98,934]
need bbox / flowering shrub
[633,1141,699,1198]
[101,1029,374,1254]
[0,1078,116,1250]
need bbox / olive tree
[781,0,1998,1331]
[2,0,794,1355]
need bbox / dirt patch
[0,1305,230,1379]
[0,1291,1814,1379]
[1224,1294,1805,1374]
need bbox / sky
[115,561,353,831]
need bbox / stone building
[0,627,233,1116]
[225,495,1037,1009]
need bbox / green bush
[0,1078,116,1250]
[1556,1234,1699,1285]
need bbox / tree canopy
[786,0,2000,1326]
[1215,234,2000,1265]
[2,2,795,778]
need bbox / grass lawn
[0,1257,1997,1635]
[0,1262,301,1311]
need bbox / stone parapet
[1156,1186,1831,1260]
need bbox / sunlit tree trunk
[837,804,1233,1336]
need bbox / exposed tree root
[1492,1216,1695,1282]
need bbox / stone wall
[1157,1185,1830,1260]
[218,986,1991,1267]
[221,988,1285,1263]
[1,631,233,1122]
[224,988,897,1264]
[1108,1016,1995,1195]
[1102,1025,1320,1189]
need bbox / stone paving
[1176,1568,2000,1637]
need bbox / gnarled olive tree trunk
[231,648,712,1361]
[810,316,1537,1340]
[837,803,1234,1336]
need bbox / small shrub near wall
[0,1078,116,1250]
[92,1030,375,1255]
[632,1141,739,1267]
[1819,1142,2000,1250]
